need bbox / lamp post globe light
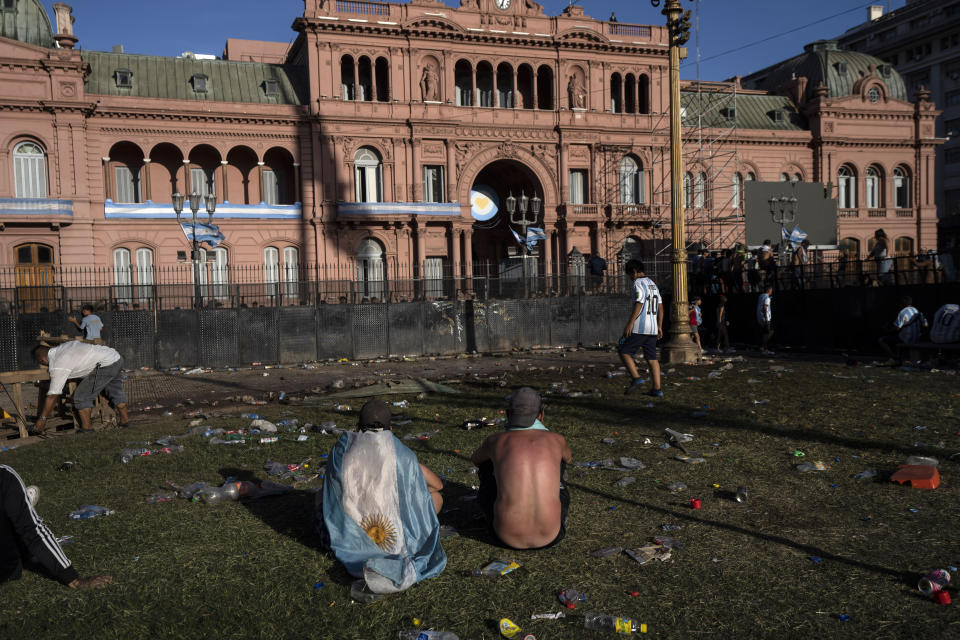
[652,0,699,364]
[172,191,217,309]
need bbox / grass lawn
[1,355,958,640]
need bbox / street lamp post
[505,190,542,297]
[768,193,798,267]
[173,191,217,309]
[653,0,698,363]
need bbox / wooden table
[0,368,49,438]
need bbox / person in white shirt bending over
[31,342,129,434]
[618,259,664,397]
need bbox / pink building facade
[0,0,940,300]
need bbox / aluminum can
[735,486,749,503]
[919,569,951,595]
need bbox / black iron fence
[2,250,955,314]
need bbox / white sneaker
[26,485,39,507]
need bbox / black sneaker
[624,379,646,395]
[647,389,664,398]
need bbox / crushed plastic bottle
[905,456,939,466]
[333,404,352,412]
[583,611,646,634]
[472,559,520,578]
[614,477,636,487]
[392,400,409,408]
[69,505,114,519]
[397,631,459,640]
[796,461,828,473]
[851,470,878,480]
[558,588,587,609]
[350,578,384,603]
[145,491,176,504]
[240,413,262,420]
[666,482,687,493]
[120,445,184,464]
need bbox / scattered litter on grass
[602,438,616,445]
[531,612,566,620]
[499,618,521,638]
[69,505,114,519]
[145,491,176,504]
[796,461,828,472]
[558,588,587,609]
[625,545,672,565]
[675,455,707,464]
[55,535,74,545]
[402,430,440,441]
[473,560,520,578]
[614,477,635,487]
[120,445,184,464]
[851,470,877,480]
[666,482,687,492]
[809,556,822,563]
[589,547,623,558]
[653,536,682,549]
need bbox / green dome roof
[742,40,908,103]
[0,0,54,48]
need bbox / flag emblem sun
[360,512,398,550]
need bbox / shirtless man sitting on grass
[470,387,572,550]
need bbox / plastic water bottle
[69,505,115,519]
[472,559,520,578]
[851,470,878,480]
[120,448,150,464]
[350,579,384,603]
[397,631,459,640]
[583,611,646,634]
[241,413,262,420]
[199,483,240,504]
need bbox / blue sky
[47,1,907,80]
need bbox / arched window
[477,61,494,107]
[135,247,154,302]
[638,74,650,114]
[13,141,47,198]
[745,171,756,182]
[283,246,299,298]
[792,173,802,183]
[619,156,644,204]
[840,237,860,258]
[356,238,384,300]
[264,246,279,297]
[624,74,636,114]
[496,62,514,108]
[375,57,390,102]
[340,55,355,101]
[113,248,132,303]
[683,172,693,208]
[536,65,553,110]
[895,236,914,256]
[209,247,228,300]
[357,56,372,102]
[517,64,535,109]
[455,60,473,106]
[894,167,911,208]
[610,73,623,113]
[354,147,383,203]
[779,173,790,182]
[732,173,744,209]
[695,172,706,209]
[838,166,856,208]
[865,166,881,208]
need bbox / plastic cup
[690,498,702,510]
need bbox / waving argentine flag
[180,222,225,248]
[510,226,548,251]
[322,430,446,594]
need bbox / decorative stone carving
[422,142,444,156]
[568,145,589,160]
[455,141,483,179]
[420,57,441,102]
[53,3,75,36]
[568,70,587,109]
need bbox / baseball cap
[506,387,542,428]
[357,399,391,431]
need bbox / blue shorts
[618,333,658,361]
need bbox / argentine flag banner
[322,430,446,593]
[180,222,225,248]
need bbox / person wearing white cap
[471,387,572,550]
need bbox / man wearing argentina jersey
[618,259,664,397]
[0,465,112,589]
[878,296,928,365]
[930,303,960,344]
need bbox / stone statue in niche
[568,73,586,109]
[420,63,440,102]
[524,0,544,14]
